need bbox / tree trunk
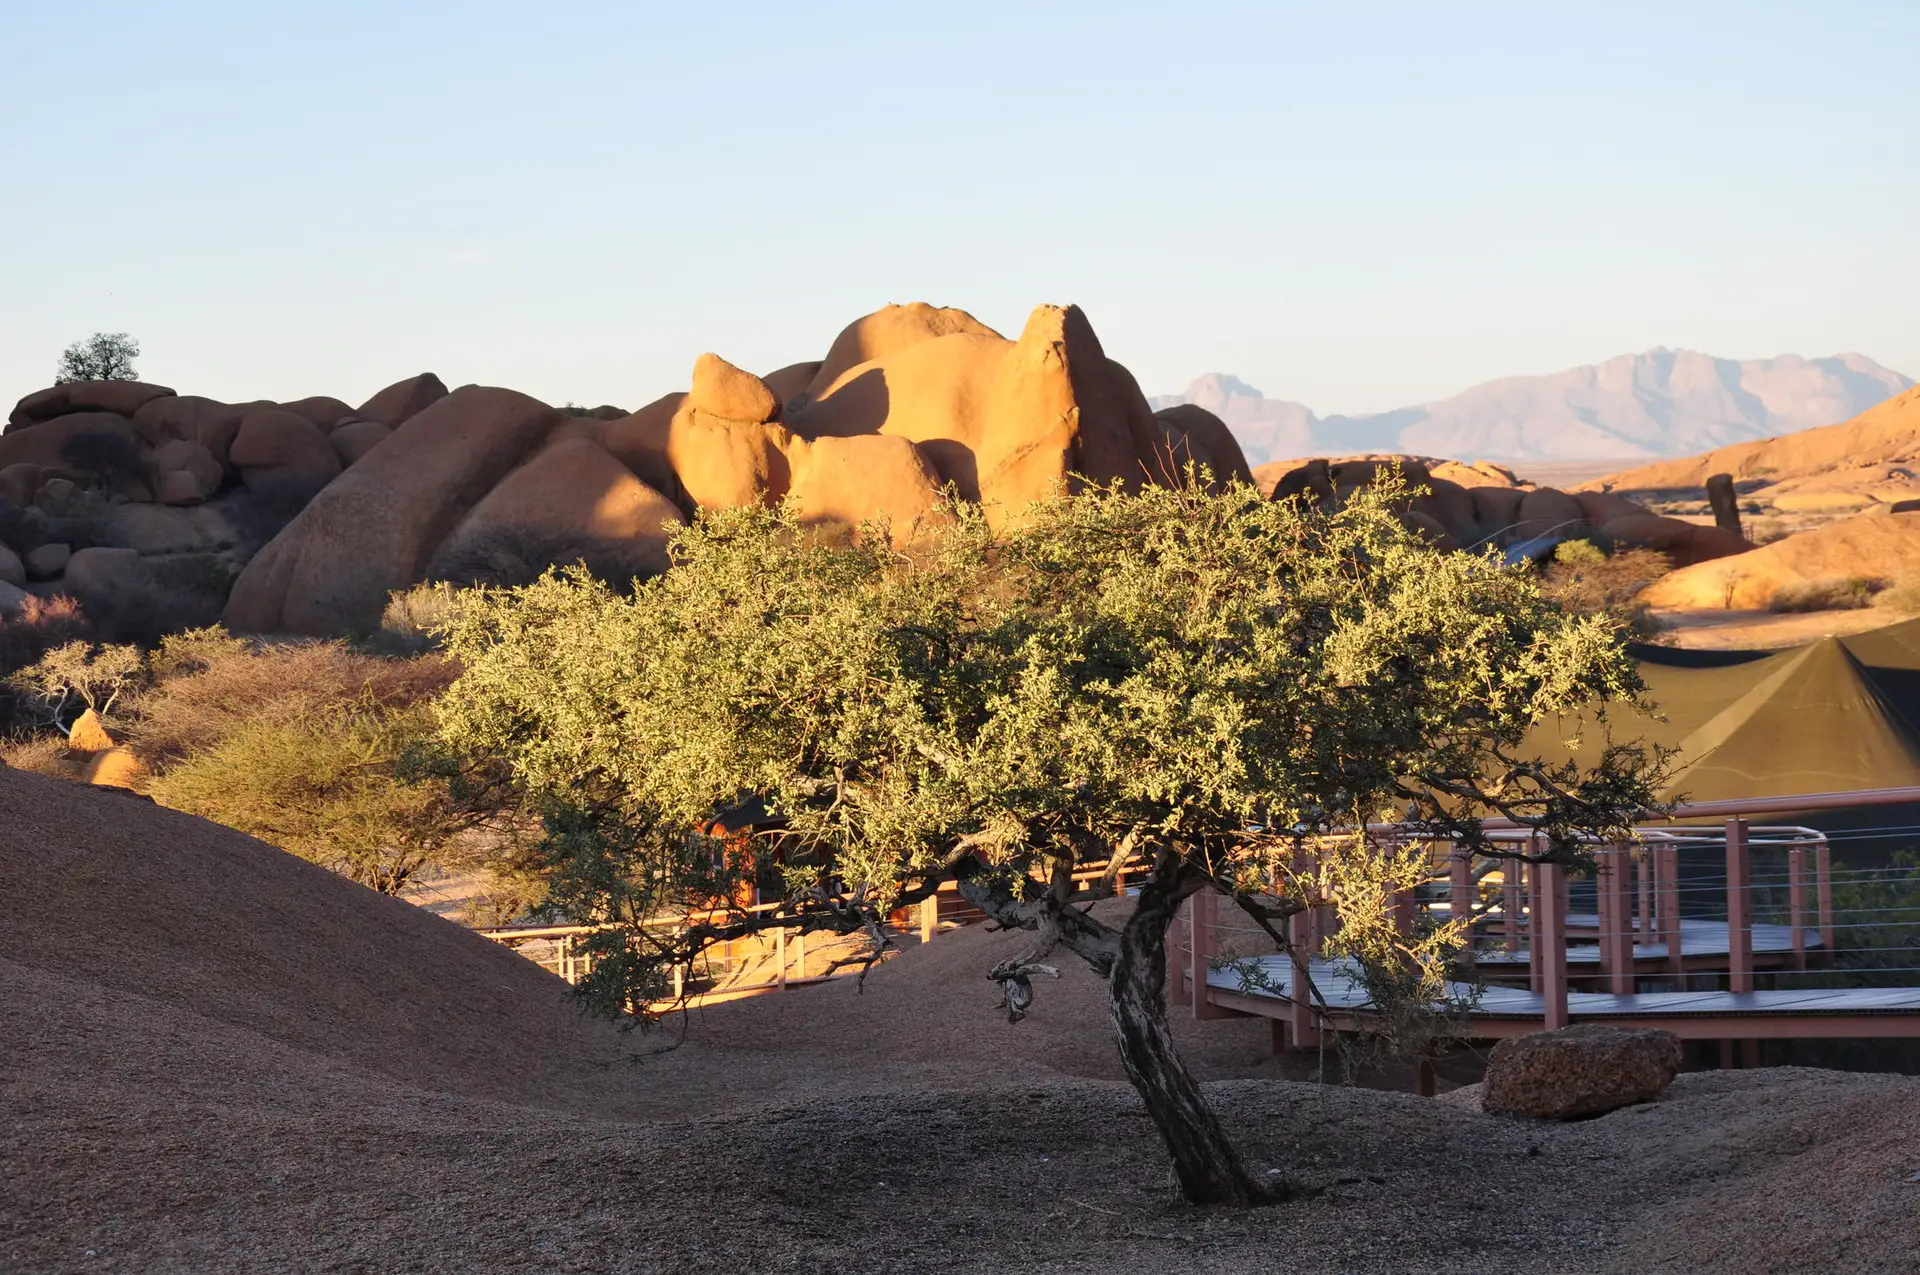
[1108,869,1268,1206]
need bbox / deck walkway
[1478,914,1822,969]
[1202,956,1920,1040]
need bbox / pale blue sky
[3,2,1915,416]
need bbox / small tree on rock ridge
[56,332,140,384]
[431,479,1664,1206]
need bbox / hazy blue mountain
[1150,351,1914,466]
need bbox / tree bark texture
[1106,863,1266,1205]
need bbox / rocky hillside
[1585,384,1920,516]
[2,303,1252,637]
[1639,511,1920,611]
[1154,351,1912,466]
[1247,455,1746,568]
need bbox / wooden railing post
[1502,860,1523,954]
[1787,844,1807,970]
[1636,847,1652,946]
[1726,818,1753,994]
[1526,854,1543,994]
[776,925,788,991]
[1189,890,1233,1020]
[1168,898,1191,1007]
[1391,886,1416,937]
[1598,844,1634,994]
[919,894,937,944]
[1538,859,1569,1029]
[1657,843,1684,982]
[1816,838,1835,955]
[1449,849,1475,944]
[1287,902,1321,1050]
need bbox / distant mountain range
[1150,350,1914,467]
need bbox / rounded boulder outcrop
[785,435,946,545]
[62,547,143,610]
[1469,486,1528,538]
[223,386,561,635]
[801,302,1003,404]
[1420,478,1480,541]
[1148,405,1255,490]
[229,409,343,491]
[1511,488,1588,543]
[356,373,449,428]
[1637,511,1913,608]
[151,440,224,505]
[599,358,795,516]
[277,396,356,430]
[689,352,780,424]
[428,438,684,587]
[0,412,142,474]
[8,380,175,432]
[131,396,247,469]
[669,414,794,513]
[790,303,1161,526]
[0,462,40,507]
[1482,1025,1681,1119]
[328,419,392,468]
[596,393,686,504]
[761,361,823,413]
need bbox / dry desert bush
[130,627,455,767]
[0,730,85,780]
[374,581,469,655]
[1873,570,1920,614]
[1768,575,1878,613]
[1539,540,1669,637]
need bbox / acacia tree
[56,332,140,383]
[432,479,1662,1205]
[8,640,146,733]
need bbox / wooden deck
[1170,807,1920,1060]
[1201,956,1920,1040]
[1476,914,1823,969]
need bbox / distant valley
[1151,350,1913,467]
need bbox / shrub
[375,582,469,655]
[1769,576,1878,613]
[127,633,454,768]
[1874,571,1920,614]
[428,525,662,593]
[0,732,86,781]
[120,631,481,896]
[1540,544,1670,638]
[142,553,239,601]
[148,703,462,895]
[0,596,91,677]
[59,430,151,492]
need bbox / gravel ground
[4,766,1917,1274]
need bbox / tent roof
[1521,617,1920,807]
[1658,638,1920,803]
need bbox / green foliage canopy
[433,478,1664,1202]
[55,331,140,384]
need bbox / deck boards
[1203,957,1920,1019]
[1474,916,1821,966]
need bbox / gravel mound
[4,766,1916,1273]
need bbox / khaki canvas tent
[1525,617,1920,834]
